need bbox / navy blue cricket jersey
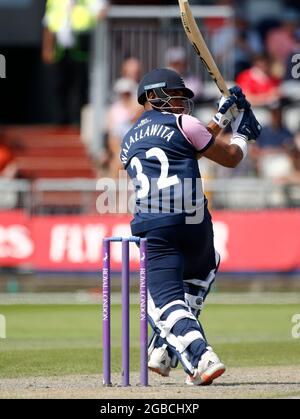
[120,110,213,235]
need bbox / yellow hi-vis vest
[46,0,98,33]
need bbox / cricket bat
[178,0,231,98]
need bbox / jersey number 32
[130,147,180,199]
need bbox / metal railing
[0,179,31,211]
[1,177,299,214]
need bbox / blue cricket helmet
[137,68,194,105]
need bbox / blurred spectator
[42,0,109,124]
[236,54,281,107]
[293,131,300,168]
[266,9,300,79]
[263,129,300,189]
[286,131,300,184]
[107,78,141,136]
[0,140,16,178]
[251,103,295,180]
[121,57,142,83]
[284,30,300,90]
[285,49,300,82]
[203,0,235,35]
[105,78,143,178]
[234,16,264,76]
[211,15,263,79]
[165,47,203,104]
[281,29,300,104]
[256,104,294,149]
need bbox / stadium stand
[1,126,96,180]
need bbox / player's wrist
[207,120,222,138]
[213,112,232,129]
[230,134,248,161]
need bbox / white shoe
[185,348,226,386]
[148,346,171,377]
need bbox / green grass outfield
[0,302,299,378]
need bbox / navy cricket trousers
[139,213,218,309]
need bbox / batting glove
[231,108,262,142]
[229,86,251,111]
[213,94,238,129]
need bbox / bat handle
[221,87,239,120]
[230,104,240,120]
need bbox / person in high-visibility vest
[42,0,108,123]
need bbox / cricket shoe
[185,348,226,386]
[148,346,172,377]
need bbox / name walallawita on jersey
[121,123,176,164]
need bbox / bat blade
[178,0,230,97]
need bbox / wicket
[102,236,148,387]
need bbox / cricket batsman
[120,68,261,385]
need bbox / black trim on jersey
[178,114,183,130]
[198,137,215,153]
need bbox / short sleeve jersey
[120,109,213,234]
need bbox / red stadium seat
[1,126,96,180]
[18,168,95,179]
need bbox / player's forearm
[206,120,223,139]
[225,142,244,168]
[201,137,244,168]
[43,28,54,51]
[42,27,55,64]
[205,121,244,168]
